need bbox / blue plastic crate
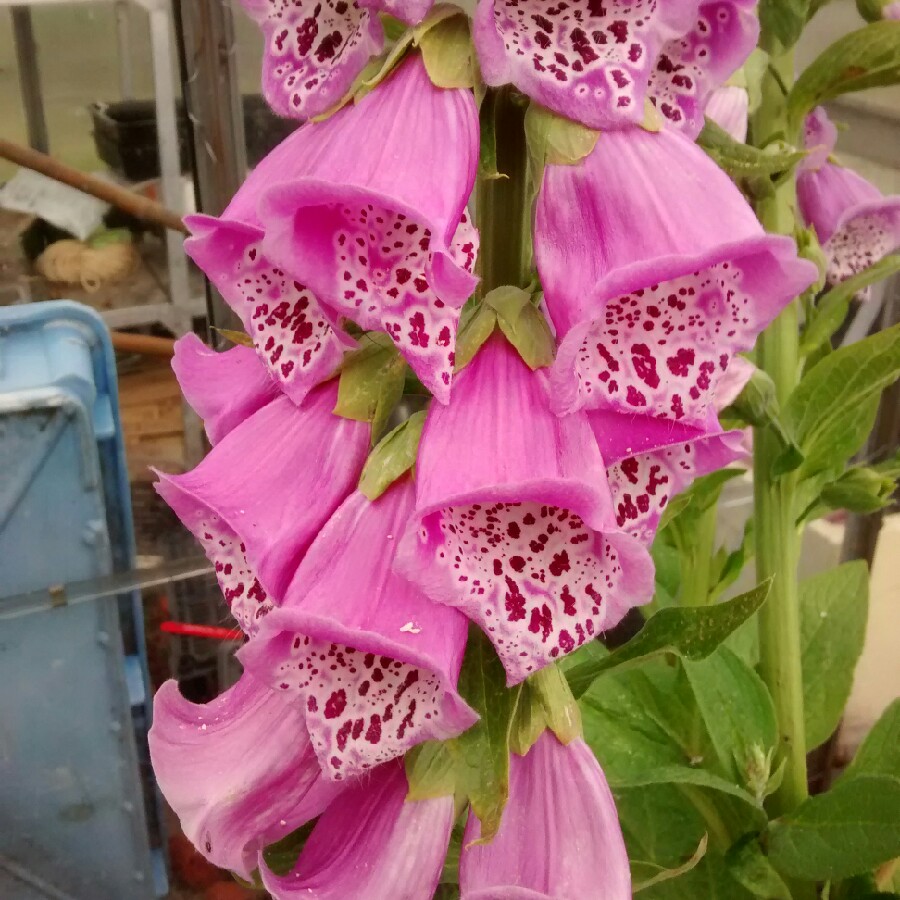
[0,302,166,899]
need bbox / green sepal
[454,302,498,371]
[334,333,407,442]
[484,286,555,370]
[566,579,773,698]
[524,102,600,169]
[358,410,426,501]
[418,13,476,89]
[510,663,582,755]
[211,327,254,348]
[405,740,458,801]
[698,119,805,181]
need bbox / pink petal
[589,409,744,543]
[184,127,355,407]
[396,338,654,684]
[357,0,434,25]
[149,671,340,880]
[240,478,477,781]
[238,0,384,121]
[260,761,454,900]
[154,383,369,634]
[536,125,817,423]
[473,0,700,130]
[704,84,749,143]
[797,131,900,293]
[259,56,480,402]
[460,733,630,900]
[649,0,758,138]
[801,106,839,172]
[171,333,280,444]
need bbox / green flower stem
[750,48,809,820]
[678,505,719,607]
[476,87,531,293]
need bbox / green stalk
[476,87,531,293]
[750,49,809,819]
[678,505,718,607]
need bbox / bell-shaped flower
[260,760,454,899]
[473,0,757,135]
[396,337,654,685]
[240,478,478,781]
[259,56,480,403]
[172,333,280,445]
[155,381,370,635]
[459,732,630,899]
[705,84,749,142]
[185,126,353,408]
[797,107,900,294]
[149,671,341,881]
[648,0,758,138]
[592,354,752,544]
[238,0,384,121]
[535,125,817,424]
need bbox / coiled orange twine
[36,234,138,293]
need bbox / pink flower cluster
[149,4,820,897]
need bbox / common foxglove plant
[150,2,900,897]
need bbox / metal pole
[173,0,247,342]
[11,6,49,153]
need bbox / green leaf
[405,740,457,801]
[759,0,810,49]
[788,22,900,127]
[334,333,407,441]
[358,411,425,500]
[800,561,869,750]
[446,627,521,843]
[566,580,772,698]
[725,840,792,900]
[768,775,900,880]
[801,256,900,357]
[484,286,555,370]
[844,699,900,780]
[698,119,806,180]
[418,13,475,89]
[785,323,900,477]
[634,835,709,893]
[684,647,777,793]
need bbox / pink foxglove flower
[798,107,900,294]
[473,0,757,136]
[237,0,383,121]
[259,56,480,402]
[705,84,749,142]
[396,337,654,684]
[240,478,477,780]
[460,732,631,900]
[171,333,280,445]
[155,381,370,635]
[536,125,817,424]
[260,760,454,899]
[185,127,353,408]
[149,672,341,880]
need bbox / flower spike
[240,478,477,780]
[260,761,454,899]
[259,55,480,402]
[171,333,280,445]
[155,383,370,634]
[396,337,654,684]
[536,125,817,424]
[149,672,341,880]
[460,732,631,900]
[798,107,900,295]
